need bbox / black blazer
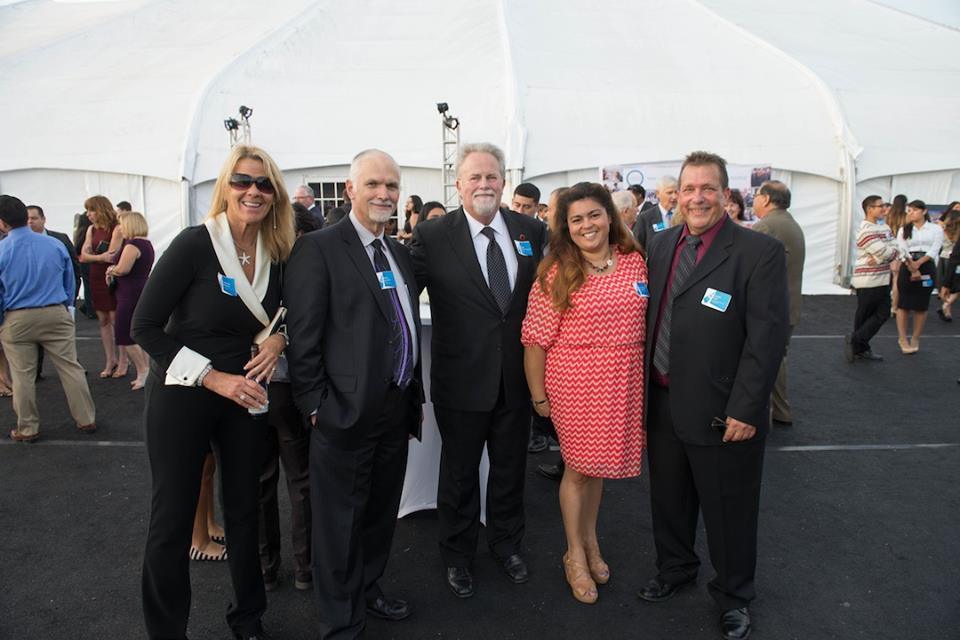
[284,218,423,437]
[645,218,789,445]
[410,208,548,412]
[632,205,671,251]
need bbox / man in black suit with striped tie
[410,142,548,599]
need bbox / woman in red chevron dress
[522,182,647,605]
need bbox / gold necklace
[587,249,613,274]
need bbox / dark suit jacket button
[383,377,390,383]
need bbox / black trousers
[647,385,765,610]
[258,382,312,582]
[309,385,412,640]
[141,376,268,640]
[851,284,891,354]
[530,411,557,440]
[434,382,529,567]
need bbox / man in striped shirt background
[847,195,899,362]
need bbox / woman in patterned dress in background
[522,182,648,605]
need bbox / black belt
[909,251,927,260]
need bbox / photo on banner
[601,161,772,223]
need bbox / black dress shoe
[446,566,474,598]
[366,595,411,621]
[537,461,565,481]
[720,607,751,640]
[636,576,695,603]
[855,350,884,361]
[528,433,548,453]
[501,553,529,584]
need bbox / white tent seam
[177,0,326,187]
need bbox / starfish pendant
[238,251,251,266]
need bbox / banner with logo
[601,162,772,222]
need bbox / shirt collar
[659,203,672,217]
[348,211,386,247]
[464,208,509,239]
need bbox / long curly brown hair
[537,182,639,312]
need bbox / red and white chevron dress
[521,249,647,478]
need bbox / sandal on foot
[210,533,226,545]
[99,365,117,378]
[111,366,129,378]
[562,553,598,604]
[189,544,227,561]
[585,547,610,585]
[0,387,12,397]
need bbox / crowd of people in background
[1,142,957,640]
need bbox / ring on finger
[240,393,246,401]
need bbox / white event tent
[1,0,958,293]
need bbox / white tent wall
[0,169,185,254]
[2,0,957,295]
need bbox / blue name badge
[218,273,238,297]
[652,222,666,232]
[701,287,732,312]
[377,270,397,290]
[955,265,960,275]
[921,275,934,288]
[634,282,650,298]
[514,240,533,257]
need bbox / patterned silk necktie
[371,239,413,388]
[480,226,511,313]
[652,235,702,375]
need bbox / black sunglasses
[229,173,275,194]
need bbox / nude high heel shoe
[562,553,598,604]
[585,546,610,584]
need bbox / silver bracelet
[196,363,214,387]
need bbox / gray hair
[456,142,506,178]
[295,184,314,197]
[655,175,678,192]
[611,190,635,211]
[349,149,399,183]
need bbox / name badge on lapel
[514,238,533,257]
[955,265,960,275]
[218,273,238,297]
[652,222,666,232]
[377,271,397,290]
[634,282,649,298]
[701,288,732,312]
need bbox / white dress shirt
[897,221,943,261]
[349,212,418,366]
[464,209,518,291]
[659,204,673,226]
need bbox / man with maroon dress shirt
[639,151,789,640]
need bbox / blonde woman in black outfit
[134,145,294,640]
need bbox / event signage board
[601,161,772,222]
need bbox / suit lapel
[339,221,393,324]
[501,212,536,313]
[647,225,680,332]
[445,209,502,312]
[674,219,735,298]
